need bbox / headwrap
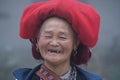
[20,0,100,65]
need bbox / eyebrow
[39,30,51,34]
[44,30,52,33]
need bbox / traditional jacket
[13,64,102,80]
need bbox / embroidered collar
[36,64,77,80]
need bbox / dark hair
[71,43,91,65]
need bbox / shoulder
[76,66,102,80]
[13,65,41,80]
[13,68,32,80]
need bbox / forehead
[40,17,74,35]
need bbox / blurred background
[0,0,120,80]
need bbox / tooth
[48,50,50,52]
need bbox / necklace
[60,66,77,80]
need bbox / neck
[44,61,71,76]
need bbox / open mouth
[47,49,63,54]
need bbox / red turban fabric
[20,0,100,64]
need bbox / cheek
[37,38,48,50]
[62,40,74,53]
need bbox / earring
[36,45,39,53]
[73,50,77,56]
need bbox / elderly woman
[13,0,101,80]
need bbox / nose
[49,38,59,47]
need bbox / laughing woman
[13,0,102,80]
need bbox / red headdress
[20,0,100,65]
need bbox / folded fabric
[20,0,100,47]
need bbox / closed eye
[59,36,67,40]
[44,36,52,39]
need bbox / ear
[36,40,39,49]
[73,40,80,50]
[36,43,38,47]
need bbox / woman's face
[37,17,76,65]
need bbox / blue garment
[13,64,102,80]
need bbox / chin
[45,58,64,65]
